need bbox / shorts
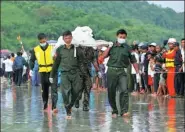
[148,75,153,86]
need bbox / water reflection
[1,83,184,132]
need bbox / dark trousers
[154,73,160,92]
[12,72,16,83]
[15,68,23,86]
[40,72,51,108]
[76,74,92,106]
[51,72,58,110]
[143,72,148,90]
[181,72,185,96]
[61,71,82,109]
[132,74,139,91]
[107,68,128,115]
[174,66,181,95]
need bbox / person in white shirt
[131,45,140,95]
[180,38,185,97]
[3,56,13,82]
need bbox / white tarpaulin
[52,26,113,57]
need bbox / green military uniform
[107,42,136,116]
[50,44,82,115]
[75,46,97,110]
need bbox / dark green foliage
[1,1,184,51]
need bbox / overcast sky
[148,1,184,13]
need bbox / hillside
[49,1,184,31]
[1,1,184,51]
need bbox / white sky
[148,1,184,13]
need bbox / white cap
[149,42,157,47]
[101,46,107,51]
[168,38,176,44]
[138,42,144,47]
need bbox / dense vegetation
[1,1,184,51]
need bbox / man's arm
[50,49,61,78]
[129,51,139,73]
[29,49,36,70]
[98,47,111,64]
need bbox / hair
[63,30,72,37]
[37,33,46,40]
[7,56,11,59]
[181,38,185,41]
[163,40,168,46]
[132,45,138,50]
[17,52,21,56]
[116,29,127,36]
[11,53,15,57]
[156,45,161,48]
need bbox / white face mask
[40,42,47,47]
[117,38,126,44]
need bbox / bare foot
[112,114,117,118]
[131,92,138,96]
[122,112,130,117]
[52,109,58,114]
[66,115,72,119]
[43,108,48,112]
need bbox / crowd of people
[0,28,184,120]
[129,38,185,98]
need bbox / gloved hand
[98,72,102,78]
[136,73,141,83]
[29,70,33,77]
[108,42,113,47]
[49,78,53,84]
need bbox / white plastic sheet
[52,26,112,57]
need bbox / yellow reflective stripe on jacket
[34,45,53,72]
[165,58,174,67]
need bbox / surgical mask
[117,38,126,44]
[40,42,47,47]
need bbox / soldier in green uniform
[50,31,82,119]
[75,46,100,111]
[98,29,140,118]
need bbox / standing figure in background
[3,56,13,84]
[32,60,40,86]
[13,52,27,86]
[180,38,185,97]
[162,38,176,97]
[174,42,183,97]
[10,53,16,83]
[97,47,107,91]
[131,45,140,95]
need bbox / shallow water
[1,82,184,132]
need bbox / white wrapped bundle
[52,26,113,57]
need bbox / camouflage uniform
[75,46,98,110]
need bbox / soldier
[50,30,83,119]
[29,33,58,113]
[74,46,100,111]
[98,29,140,118]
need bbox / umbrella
[47,40,57,46]
[0,49,11,58]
